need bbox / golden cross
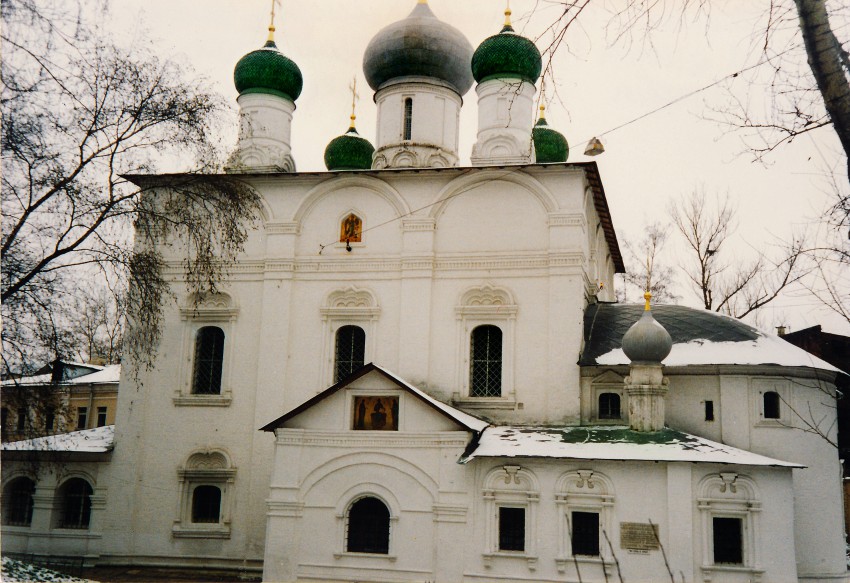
[349,76,360,126]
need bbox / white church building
[2,2,848,582]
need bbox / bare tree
[669,190,807,318]
[1,0,262,376]
[619,221,679,303]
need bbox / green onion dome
[324,126,375,171]
[234,39,303,102]
[471,18,542,84]
[363,2,474,96]
[532,108,569,163]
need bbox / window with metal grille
[470,325,502,397]
[58,478,92,529]
[403,98,413,140]
[346,497,390,554]
[598,393,621,419]
[192,326,225,395]
[3,477,35,526]
[571,511,600,556]
[335,325,365,383]
[498,507,525,551]
[763,391,780,419]
[713,517,743,564]
[191,485,222,523]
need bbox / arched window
[191,485,222,523]
[598,393,621,419]
[3,477,35,526]
[192,326,225,395]
[403,98,413,140]
[470,325,502,397]
[58,478,92,529]
[346,497,390,554]
[763,391,780,419]
[335,325,366,383]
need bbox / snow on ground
[1,425,114,453]
[1,557,97,583]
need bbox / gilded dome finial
[644,291,652,311]
[504,1,512,27]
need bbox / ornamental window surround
[588,371,626,424]
[554,470,615,574]
[173,450,236,539]
[176,293,238,407]
[454,284,517,408]
[334,485,399,561]
[482,465,539,570]
[697,472,763,579]
[752,379,791,427]
[321,287,380,386]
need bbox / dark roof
[260,363,488,433]
[581,302,760,366]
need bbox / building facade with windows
[2,2,847,582]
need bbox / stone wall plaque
[620,522,659,551]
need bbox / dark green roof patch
[471,25,542,85]
[532,118,569,163]
[324,128,375,171]
[234,40,303,102]
[513,426,698,445]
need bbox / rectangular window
[16,408,27,432]
[705,400,715,421]
[96,407,107,427]
[713,517,743,564]
[571,511,600,556]
[403,98,413,140]
[46,407,55,432]
[498,507,525,551]
[76,407,88,430]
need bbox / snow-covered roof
[462,425,802,467]
[261,363,488,433]
[1,425,114,453]
[582,303,840,373]
[2,365,120,387]
[1,557,95,583]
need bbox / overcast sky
[110,0,849,335]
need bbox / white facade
[229,92,297,172]
[471,79,536,165]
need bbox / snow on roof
[1,557,96,583]
[596,335,840,371]
[377,366,489,433]
[1,425,114,453]
[261,363,489,433]
[2,365,120,387]
[462,425,802,467]
[68,364,121,384]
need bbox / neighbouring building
[2,3,847,582]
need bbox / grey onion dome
[363,2,474,96]
[622,293,673,363]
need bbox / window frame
[176,293,238,407]
[76,407,87,430]
[173,450,236,539]
[334,486,399,561]
[469,325,503,398]
[555,470,615,573]
[3,476,36,527]
[320,287,380,386]
[402,97,413,141]
[335,325,367,384]
[752,379,791,427]
[482,466,539,569]
[55,477,93,530]
[597,392,621,420]
[345,496,391,555]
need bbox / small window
[335,325,366,383]
[3,477,36,526]
[58,478,93,529]
[571,511,600,556]
[713,517,743,564]
[192,326,225,395]
[347,497,390,554]
[598,393,621,419]
[705,400,715,422]
[96,407,107,427]
[498,507,525,551]
[16,408,27,432]
[340,213,363,244]
[45,407,55,432]
[191,485,222,523]
[76,407,88,430]
[403,98,413,141]
[470,325,502,397]
[763,391,780,419]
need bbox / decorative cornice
[276,431,469,449]
[548,212,587,228]
[402,218,436,232]
[265,221,301,235]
